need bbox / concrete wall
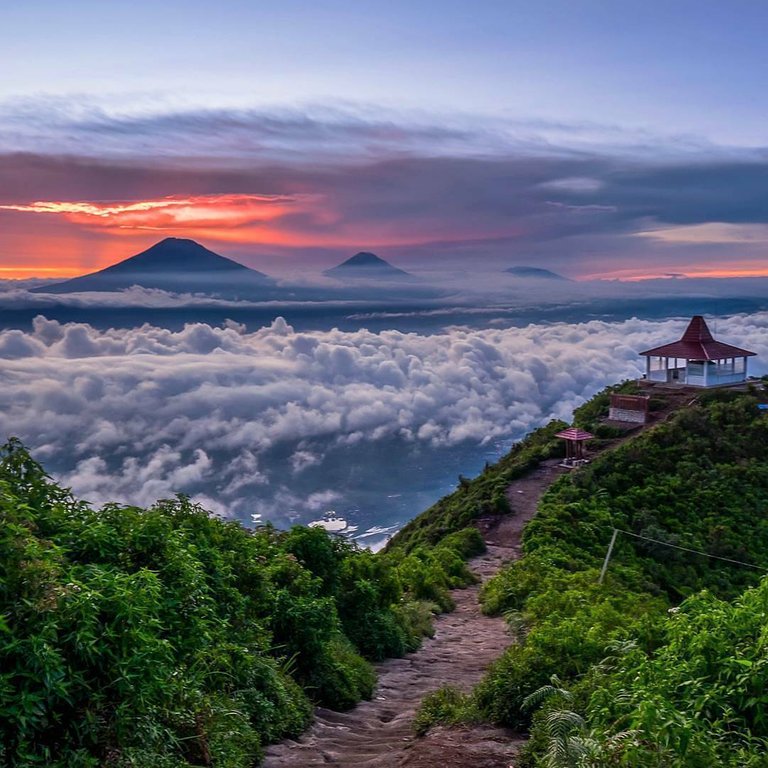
[608,407,646,424]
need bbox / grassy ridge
[387,379,645,557]
[386,419,567,554]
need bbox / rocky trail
[263,459,566,768]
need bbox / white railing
[710,371,745,385]
[687,370,744,386]
[648,367,686,383]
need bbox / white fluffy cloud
[1,313,766,525]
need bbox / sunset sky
[3,0,768,280]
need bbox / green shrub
[392,600,438,650]
[557,579,768,767]
[476,574,665,729]
[306,636,377,711]
[413,686,477,736]
[439,526,486,558]
[0,434,490,765]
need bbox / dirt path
[262,458,567,768]
[486,458,566,551]
[263,544,518,767]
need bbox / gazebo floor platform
[636,379,757,392]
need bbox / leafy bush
[0,443,317,766]
[438,526,486,559]
[392,601,439,650]
[475,572,664,729]
[576,580,768,766]
[413,686,477,736]
[304,636,377,711]
[0,435,489,766]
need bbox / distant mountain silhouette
[36,238,276,297]
[505,266,568,281]
[324,252,413,281]
[33,239,448,303]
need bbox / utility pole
[599,528,619,584]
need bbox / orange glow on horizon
[4,193,768,282]
[582,264,768,282]
[0,266,87,278]
[0,191,529,277]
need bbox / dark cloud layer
[2,101,768,278]
[580,161,768,225]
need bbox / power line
[598,527,768,584]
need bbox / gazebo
[556,427,594,468]
[640,315,755,388]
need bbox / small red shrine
[556,427,593,468]
[640,316,755,388]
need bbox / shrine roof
[555,427,594,442]
[640,315,756,360]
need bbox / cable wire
[615,528,768,572]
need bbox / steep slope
[429,387,768,767]
[0,439,481,768]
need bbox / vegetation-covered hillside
[417,388,768,766]
[0,439,482,767]
[387,380,645,556]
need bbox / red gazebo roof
[640,316,755,361]
[556,427,594,442]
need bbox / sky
[3,1,768,280]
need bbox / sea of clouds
[2,313,767,531]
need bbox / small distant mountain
[35,238,276,297]
[324,252,413,281]
[504,266,569,281]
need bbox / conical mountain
[324,252,413,281]
[37,238,276,296]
